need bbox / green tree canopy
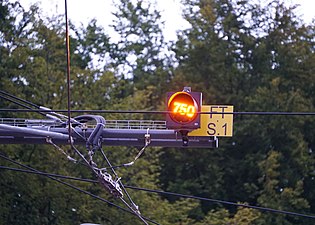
[0,0,315,224]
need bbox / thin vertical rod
[65,0,71,142]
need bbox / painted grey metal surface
[0,119,218,148]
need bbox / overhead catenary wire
[1,93,314,220]
[5,0,314,222]
[1,164,314,221]
[126,185,315,220]
[100,148,139,212]
[60,5,148,221]
[71,143,151,224]
[0,92,314,116]
[0,154,160,225]
[61,3,148,221]
[0,90,40,108]
[1,89,314,222]
[73,115,148,223]
[0,91,73,123]
[0,154,131,216]
[0,94,47,118]
[56,114,151,224]
[1,108,315,116]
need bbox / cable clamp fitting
[46,137,77,163]
[145,128,151,145]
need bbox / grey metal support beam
[0,119,218,148]
[0,124,69,140]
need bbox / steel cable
[1,108,315,116]
[0,164,314,220]
[0,154,160,225]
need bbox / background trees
[0,0,314,224]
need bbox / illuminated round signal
[168,92,199,124]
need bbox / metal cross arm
[0,119,218,148]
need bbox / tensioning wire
[0,154,159,225]
[0,165,314,220]
[1,108,315,116]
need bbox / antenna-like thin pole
[65,0,71,143]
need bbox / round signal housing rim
[167,91,199,124]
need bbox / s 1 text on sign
[189,105,233,137]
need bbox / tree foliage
[0,0,315,224]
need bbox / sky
[16,0,315,42]
[18,0,189,41]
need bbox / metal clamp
[144,128,151,146]
[46,137,77,162]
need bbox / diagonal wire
[63,113,150,223]
[2,164,315,220]
[120,197,149,225]
[61,143,153,225]
[100,149,137,207]
[126,186,315,220]
[1,90,314,222]
[0,154,160,225]
[0,95,47,117]
[0,90,40,108]
[43,2,143,218]
[99,148,146,223]
[0,165,97,183]
[0,154,127,213]
[0,164,314,220]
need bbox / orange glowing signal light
[168,92,199,124]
